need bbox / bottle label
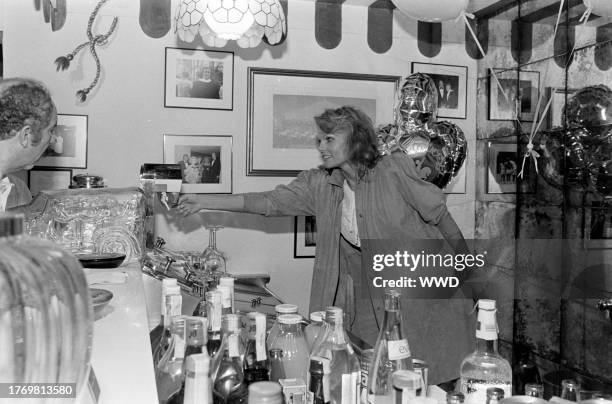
[388,340,411,360]
[341,372,359,404]
[229,334,240,358]
[207,301,221,332]
[173,333,185,360]
[165,294,182,327]
[461,380,511,404]
[476,311,498,340]
[255,315,267,362]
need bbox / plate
[76,253,126,268]
[90,288,113,311]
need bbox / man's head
[0,78,57,173]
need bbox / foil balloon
[537,130,565,189]
[391,0,469,22]
[376,123,400,156]
[583,0,612,18]
[395,73,438,133]
[564,85,612,142]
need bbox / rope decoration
[54,0,118,102]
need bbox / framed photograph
[35,114,87,169]
[164,47,234,110]
[411,62,468,119]
[584,202,612,249]
[548,87,577,128]
[488,69,540,122]
[163,134,232,194]
[247,67,400,176]
[28,168,72,195]
[294,216,317,258]
[486,141,519,194]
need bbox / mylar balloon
[564,85,612,142]
[376,123,400,156]
[395,73,438,133]
[584,0,612,18]
[391,0,469,22]
[537,130,565,189]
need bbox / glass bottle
[392,370,422,404]
[524,384,544,398]
[167,318,207,404]
[267,304,299,346]
[206,290,223,358]
[309,356,331,404]
[447,392,465,404]
[182,353,212,404]
[485,387,505,404]
[201,225,227,280]
[367,290,413,404]
[311,307,360,404]
[211,314,247,404]
[156,316,187,404]
[305,311,326,351]
[459,300,512,404]
[248,381,284,404]
[219,277,235,314]
[561,379,580,402]
[268,314,310,382]
[512,344,541,396]
[244,312,269,385]
[268,349,286,382]
[153,284,183,367]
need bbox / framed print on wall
[247,67,400,176]
[28,168,72,195]
[164,47,234,110]
[547,87,577,128]
[163,134,232,194]
[584,202,612,249]
[486,141,519,194]
[411,62,468,119]
[35,114,88,169]
[488,69,540,122]
[294,216,316,258]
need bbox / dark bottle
[561,379,580,402]
[167,318,207,404]
[513,344,542,395]
[244,312,269,385]
[309,356,331,404]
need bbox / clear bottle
[266,304,298,346]
[244,312,269,385]
[182,353,212,404]
[156,316,187,404]
[311,307,361,404]
[268,349,286,382]
[206,290,223,358]
[446,392,465,404]
[305,311,326,351]
[201,225,227,278]
[152,279,181,366]
[168,318,207,404]
[219,277,235,314]
[268,314,310,382]
[248,381,284,404]
[459,300,512,404]
[561,379,580,402]
[367,290,413,404]
[485,387,505,404]
[211,314,247,404]
[309,356,331,404]
[392,370,422,404]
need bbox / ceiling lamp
[175,0,286,48]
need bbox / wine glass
[200,225,227,283]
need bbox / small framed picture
[584,202,612,249]
[164,47,234,110]
[488,69,540,122]
[411,62,468,119]
[28,168,72,195]
[35,114,87,169]
[294,216,316,258]
[548,87,577,128]
[486,141,519,194]
[163,134,232,194]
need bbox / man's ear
[17,126,32,148]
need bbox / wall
[2,0,477,314]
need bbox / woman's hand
[176,194,206,216]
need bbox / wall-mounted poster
[35,114,88,169]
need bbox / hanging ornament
[53,0,118,102]
[391,0,468,22]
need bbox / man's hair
[314,105,380,178]
[0,79,55,146]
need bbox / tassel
[54,54,73,71]
[76,89,89,103]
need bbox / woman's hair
[314,106,380,178]
[0,78,55,146]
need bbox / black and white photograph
[163,134,232,193]
[489,69,540,121]
[411,62,468,119]
[486,141,518,194]
[294,216,316,258]
[35,114,88,169]
[585,201,612,249]
[165,47,234,110]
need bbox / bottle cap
[392,370,422,390]
[562,379,580,389]
[478,299,496,310]
[269,348,283,358]
[309,311,325,322]
[275,304,298,314]
[0,213,24,237]
[309,356,330,374]
[248,381,283,404]
[524,384,544,397]
[185,352,210,374]
[447,391,465,404]
[486,387,505,400]
[325,306,343,324]
[277,314,302,325]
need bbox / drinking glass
[200,225,226,281]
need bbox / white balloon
[584,0,612,18]
[391,0,469,22]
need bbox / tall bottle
[268,314,310,382]
[156,316,187,404]
[183,353,212,404]
[266,304,298,346]
[152,279,181,365]
[206,290,223,357]
[459,299,512,404]
[168,318,208,404]
[211,314,247,404]
[367,290,413,404]
[309,356,331,404]
[311,307,360,404]
[305,311,326,351]
[244,312,269,385]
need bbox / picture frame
[488,69,540,122]
[548,87,577,129]
[163,134,233,194]
[247,67,400,176]
[28,168,72,195]
[411,62,468,119]
[486,140,519,194]
[584,202,612,249]
[164,47,234,110]
[35,114,87,169]
[294,216,316,258]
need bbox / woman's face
[316,127,350,169]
